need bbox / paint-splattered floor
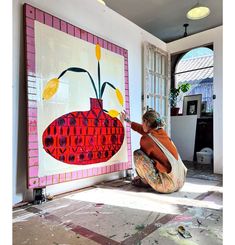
[13,166,222,245]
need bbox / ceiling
[104,0,223,43]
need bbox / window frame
[171,45,214,114]
[143,42,170,134]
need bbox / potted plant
[170,83,191,116]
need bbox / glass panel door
[143,43,170,133]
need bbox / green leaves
[169,83,191,108]
[180,83,191,93]
[170,87,180,97]
[57,67,99,99]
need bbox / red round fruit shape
[42,98,125,165]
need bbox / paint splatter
[135,224,145,231]
[159,228,199,245]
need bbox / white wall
[167,26,223,174]
[13,0,167,204]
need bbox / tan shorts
[134,149,177,193]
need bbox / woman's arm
[120,111,145,135]
[131,122,146,135]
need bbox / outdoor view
[175,47,213,114]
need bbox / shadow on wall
[15,4,33,202]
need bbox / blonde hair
[142,109,166,129]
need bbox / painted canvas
[24,4,132,188]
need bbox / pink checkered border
[24,4,132,189]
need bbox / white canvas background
[35,21,127,177]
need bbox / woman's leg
[133,150,147,179]
[133,149,160,191]
[133,149,155,186]
[130,150,149,187]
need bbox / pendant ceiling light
[97,0,106,5]
[187,2,210,20]
[183,23,189,37]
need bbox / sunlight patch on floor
[65,186,222,214]
[179,181,223,194]
[13,204,70,223]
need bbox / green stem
[98,62,101,98]
[58,67,98,99]
[100,82,116,98]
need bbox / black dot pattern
[42,98,125,165]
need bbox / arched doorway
[174,47,214,115]
[171,46,214,168]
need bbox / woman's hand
[120,111,131,124]
[120,111,126,123]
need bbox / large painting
[24,4,132,188]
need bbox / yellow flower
[115,88,124,106]
[108,109,119,118]
[42,78,59,100]
[96,44,101,61]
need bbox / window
[174,47,213,114]
[143,43,170,132]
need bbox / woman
[121,109,187,193]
